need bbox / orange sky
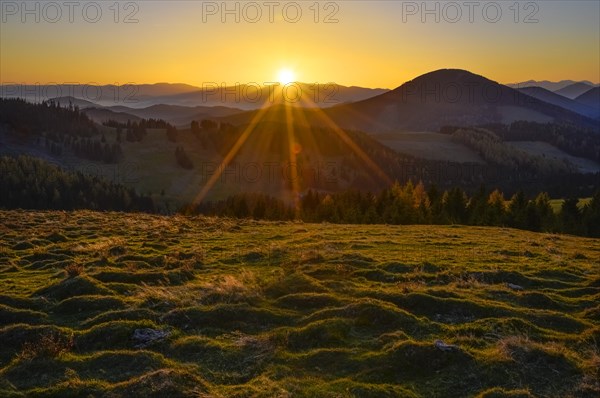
[1,1,599,88]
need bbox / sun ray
[188,81,391,211]
[289,104,337,187]
[297,95,392,186]
[189,96,276,208]
[284,103,302,218]
[292,106,324,154]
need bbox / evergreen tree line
[442,121,600,162]
[0,98,97,138]
[189,182,600,237]
[103,118,173,130]
[0,99,123,164]
[104,118,178,143]
[102,120,145,142]
[190,193,295,220]
[449,127,576,174]
[191,119,219,133]
[0,156,154,212]
[44,134,123,164]
[190,120,226,150]
[490,121,600,162]
[71,137,123,164]
[2,153,597,237]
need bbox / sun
[277,68,296,85]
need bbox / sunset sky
[1,1,599,88]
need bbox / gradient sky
[1,1,599,88]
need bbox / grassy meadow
[0,210,598,397]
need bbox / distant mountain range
[507,80,599,92]
[575,87,600,109]
[4,70,599,132]
[507,80,599,114]
[106,104,244,126]
[2,70,600,204]
[516,87,600,119]
[554,82,598,100]
[0,83,201,107]
[45,97,245,127]
[0,83,388,110]
[155,83,389,110]
[217,69,599,132]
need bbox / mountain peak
[319,69,599,132]
[407,69,494,85]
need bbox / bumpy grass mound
[0,210,598,397]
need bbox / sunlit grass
[0,210,598,397]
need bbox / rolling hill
[36,99,245,127]
[105,104,245,127]
[218,70,599,133]
[1,83,387,110]
[0,98,421,204]
[516,86,600,119]
[6,73,598,132]
[3,71,600,209]
[555,82,596,99]
[82,107,142,124]
[47,96,100,109]
[0,83,201,107]
[324,69,599,132]
[158,83,389,110]
[575,87,600,115]
[507,79,598,92]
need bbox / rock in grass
[507,283,524,291]
[434,340,459,352]
[132,328,170,348]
